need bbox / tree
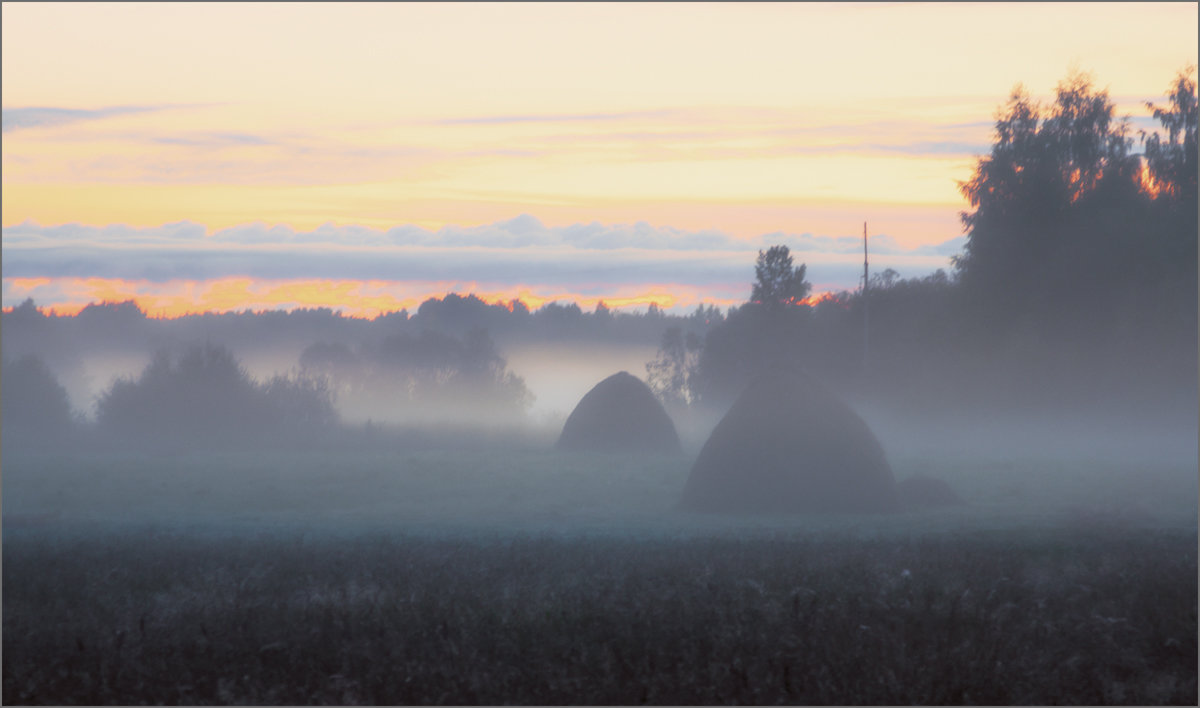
[7,298,46,324]
[687,303,724,326]
[415,293,509,334]
[307,328,533,423]
[645,326,702,409]
[97,343,260,443]
[96,342,338,446]
[943,68,1197,410]
[750,245,811,309]
[261,373,338,432]
[1,355,75,447]
[1041,70,1133,200]
[1138,67,1198,351]
[870,268,901,290]
[952,70,1145,332]
[1143,67,1199,202]
[689,245,813,408]
[456,328,534,413]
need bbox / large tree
[950,69,1197,338]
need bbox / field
[3,429,1197,705]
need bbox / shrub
[96,343,337,447]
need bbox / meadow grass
[2,441,1197,704]
[4,526,1196,705]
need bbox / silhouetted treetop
[685,245,814,408]
[7,298,47,323]
[751,245,811,309]
[957,71,1133,237]
[1143,67,1198,202]
[76,300,148,323]
[951,67,1197,342]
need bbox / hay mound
[897,475,964,508]
[680,372,898,513]
[556,371,682,453]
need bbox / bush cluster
[96,343,337,447]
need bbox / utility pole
[862,221,869,376]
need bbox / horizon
[3,2,1196,316]
[2,214,961,317]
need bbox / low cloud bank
[2,216,957,301]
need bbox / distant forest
[3,69,1196,446]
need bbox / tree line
[648,68,1197,418]
[1,293,718,449]
[2,329,534,450]
[1,292,720,362]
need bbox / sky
[3,2,1196,317]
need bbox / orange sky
[3,2,1196,314]
[4,276,711,320]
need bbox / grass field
[3,431,1197,704]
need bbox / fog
[2,299,1195,537]
[6,65,1197,705]
[4,292,1197,708]
[505,341,659,421]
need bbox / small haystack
[896,475,964,509]
[680,371,898,513]
[556,371,682,454]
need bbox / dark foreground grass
[3,527,1196,705]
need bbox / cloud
[432,108,994,160]
[2,217,959,302]
[866,140,990,156]
[154,132,275,147]
[746,230,962,257]
[186,215,744,252]
[434,109,677,126]
[1,105,176,132]
[913,235,967,256]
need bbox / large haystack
[556,371,682,453]
[680,371,898,513]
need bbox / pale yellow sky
[2,2,1196,314]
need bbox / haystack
[556,371,681,453]
[896,475,964,508]
[680,371,898,513]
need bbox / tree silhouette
[301,328,532,422]
[686,245,813,408]
[97,344,260,443]
[97,343,337,446]
[952,70,1152,335]
[645,326,702,409]
[1143,67,1199,202]
[1,355,75,446]
[751,245,811,309]
[261,373,338,432]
